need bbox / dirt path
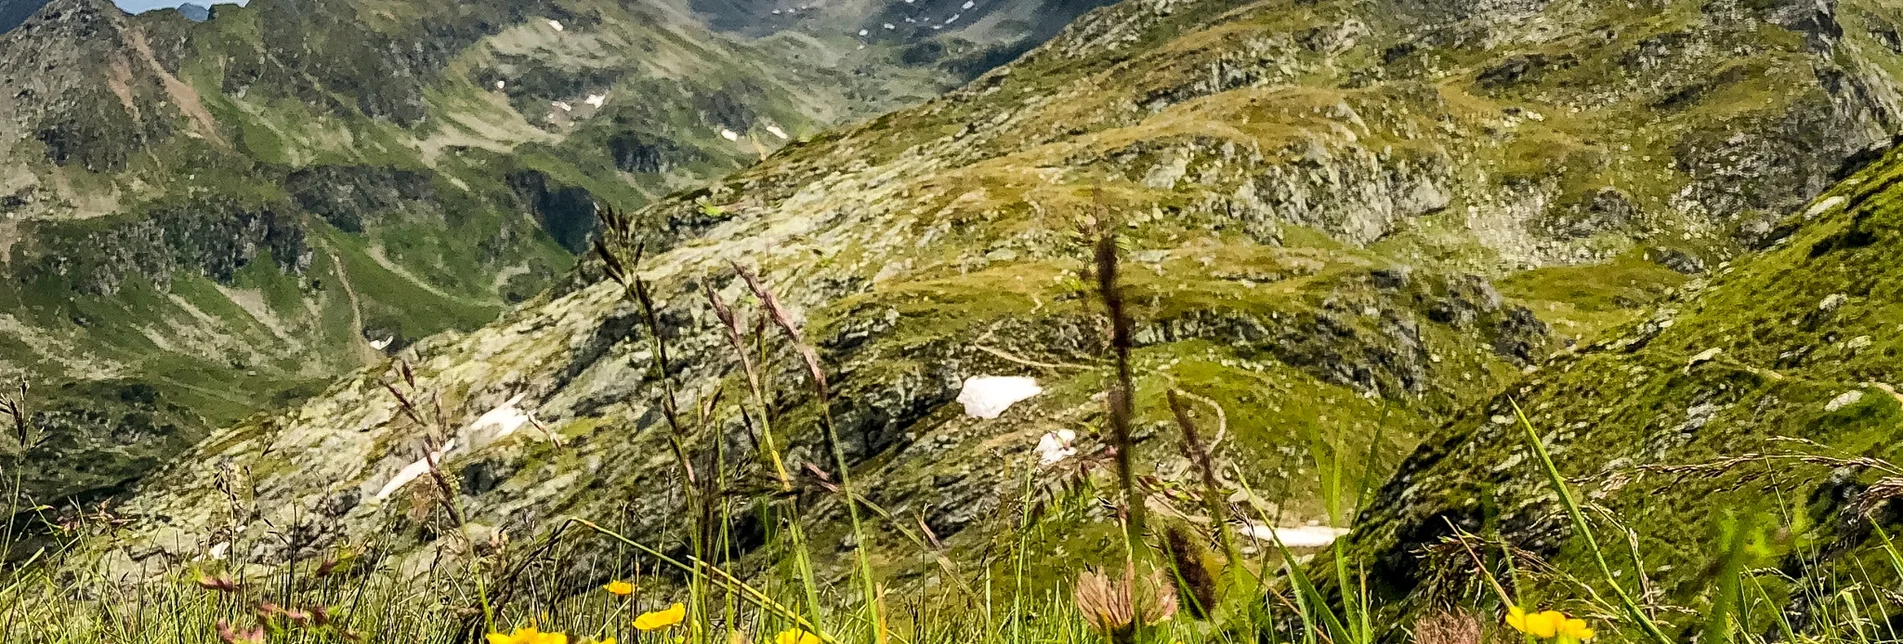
[367,244,458,300]
[323,245,382,366]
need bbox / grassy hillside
[1334,140,1903,639]
[2,0,1899,641]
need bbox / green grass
[1497,250,1689,342]
[12,364,1903,644]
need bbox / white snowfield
[956,376,1041,419]
[372,394,536,501]
[1237,523,1352,548]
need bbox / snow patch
[1805,195,1847,219]
[471,393,534,440]
[1238,524,1351,548]
[1035,429,1077,465]
[957,376,1041,419]
[372,395,537,501]
[374,439,456,501]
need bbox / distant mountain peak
[174,2,207,21]
[12,0,121,35]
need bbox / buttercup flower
[774,629,821,644]
[604,580,635,596]
[1555,616,1595,643]
[634,603,687,631]
[1506,607,1593,642]
[486,626,569,644]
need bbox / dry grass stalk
[1856,477,1903,519]
[381,366,466,531]
[1167,390,1239,565]
[0,381,30,447]
[730,261,888,643]
[730,262,829,408]
[705,281,795,490]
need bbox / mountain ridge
[82,0,1903,608]
[0,0,1086,507]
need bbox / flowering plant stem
[1510,401,1671,644]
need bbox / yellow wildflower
[773,629,821,644]
[1506,607,1592,641]
[486,627,568,644]
[1556,617,1595,643]
[634,603,687,631]
[604,580,635,596]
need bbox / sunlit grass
[8,221,1903,644]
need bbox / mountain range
[66,1,1903,635]
[0,0,1105,506]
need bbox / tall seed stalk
[706,280,829,633]
[597,233,712,640]
[733,263,889,644]
[1092,220,1147,561]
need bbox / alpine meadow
[0,0,1901,643]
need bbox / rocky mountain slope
[0,0,1084,505]
[93,0,1903,603]
[1340,140,1903,639]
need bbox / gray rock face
[172,4,208,22]
[689,0,1121,81]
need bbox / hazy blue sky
[113,0,245,13]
